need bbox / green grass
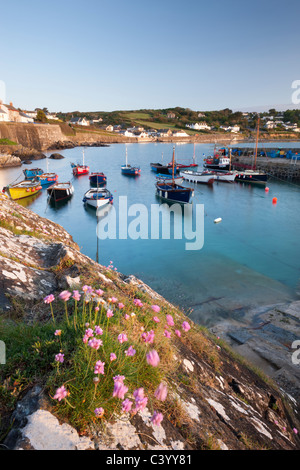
[0,138,18,146]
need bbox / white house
[0,102,33,123]
[186,122,211,131]
[105,125,114,132]
[264,121,277,129]
[172,130,189,137]
[19,112,34,123]
[69,117,89,126]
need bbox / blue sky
[1,0,299,112]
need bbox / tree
[36,109,48,123]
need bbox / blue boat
[89,172,107,185]
[36,173,58,186]
[121,148,141,176]
[23,168,43,180]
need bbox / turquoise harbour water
[1,142,300,327]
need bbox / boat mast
[172,145,175,183]
[229,148,232,171]
[83,148,85,166]
[125,147,128,167]
[193,143,195,164]
[254,116,260,169]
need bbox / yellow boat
[5,180,42,200]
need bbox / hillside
[0,193,299,450]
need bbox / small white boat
[155,173,184,184]
[213,171,236,182]
[83,188,113,208]
[180,170,215,185]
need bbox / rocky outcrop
[0,154,21,168]
[0,192,299,451]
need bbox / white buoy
[214,218,222,224]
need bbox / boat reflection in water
[16,190,42,208]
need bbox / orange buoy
[265,187,269,192]
[272,197,277,204]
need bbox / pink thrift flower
[107,309,114,318]
[54,330,61,336]
[118,302,125,309]
[122,398,133,413]
[125,345,136,357]
[154,383,168,401]
[94,360,105,375]
[133,298,143,307]
[55,353,64,363]
[95,306,100,312]
[118,333,128,344]
[83,335,89,344]
[59,290,71,302]
[141,330,155,344]
[151,411,164,426]
[133,388,145,400]
[95,289,104,296]
[85,328,94,338]
[164,330,171,339]
[94,407,104,418]
[175,330,181,337]
[151,305,161,313]
[110,297,118,303]
[146,349,160,367]
[153,316,160,323]
[134,396,148,412]
[113,375,125,383]
[182,321,191,332]
[94,326,103,336]
[166,314,174,326]
[53,385,68,402]
[124,314,130,320]
[113,381,128,400]
[72,290,81,301]
[44,294,55,304]
[88,338,102,350]
[293,428,298,434]
[110,353,117,362]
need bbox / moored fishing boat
[150,162,173,174]
[155,173,184,184]
[23,168,43,180]
[47,182,74,202]
[155,147,193,204]
[180,169,215,185]
[36,173,59,186]
[213,171,236,182]
[121,148,141,176]
[71,149,89,176]
[89,172,107,185]
[234,169,268,184]
[82,188,113,208]
[3,179,42,200]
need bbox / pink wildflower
[175,329,181,337]
[88,338,102,350]
[125,345,136,357]
[122,398,133,413]
[124,314,130,320]
[153,316,160,323]
[118,333,128,344]
[110,297,118,303]
[151,411,164,426]
[154,383,168,402]
[54,330,61,336]
[55,353,64,363]
[146,349,160,367]
[118,302,125,309]
[113,381,128,400]
[133,298,143,307]
[53,385,68,402]
[164,330,171,339]
[293,428,298,434]
[107,309,114,318]
[110,353,117,362]
[82,335,89,344]
[141,330,155,344]
[151,305,161,313]
[59,290,71,302]
[94,407,104,418]
[94,360,105,375]
[182,321,191,332]
[85,328,94,338]
[166,314,174,327]
[44,294,55,304]
[94,326,103,336]
[72,290,81,301]
[95,289,104,296]
[133,388,148,412]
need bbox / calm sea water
[1,142,300,326]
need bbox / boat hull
[7,181,42,200]
[180,170,215,184]
[213,172,236,182]
[234,171,268,183]
[47,183,74,202]
[156,182,193,204]
[73,165,89,176]
[89,173,107,185]
[38,173,58,186]
[156,174,183,184]
[83,188,113,209]
[23,168,43,180]
[121,166,141,176]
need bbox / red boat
[72,165,89,176]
